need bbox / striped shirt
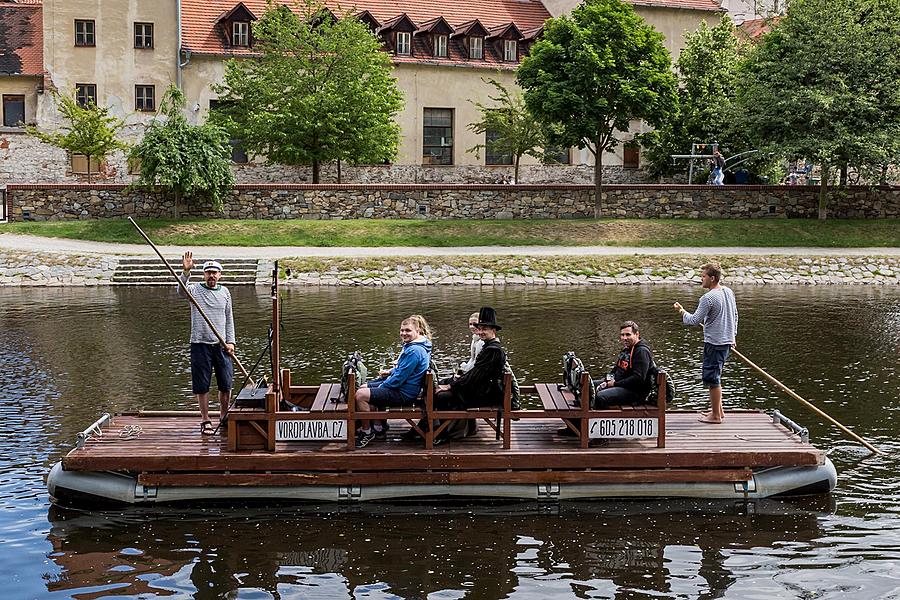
[682,285,738,345]
[178,273,235,345]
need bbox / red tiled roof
[630,0,722,12]
[0,1,43,76]
[181,0,551,66]
[737,16,779,40]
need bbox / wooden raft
[62,410,825,488]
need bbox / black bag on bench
[560,351,595,407]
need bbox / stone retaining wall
[6,183,900,221]
[2,251,897,286]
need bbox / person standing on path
[179,251,235,435]
[673,262,738,424]
[712,149,726,185]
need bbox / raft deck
[62,410,824,489]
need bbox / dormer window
[233,21,250,46]
[469,36,483,59]
[433,34,448,58]
[504,39,517,62]
[396,31,411,55]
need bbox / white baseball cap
[202,260,223,272]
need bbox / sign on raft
[588,418,658,439]
[277,420,347,441]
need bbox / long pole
[731,347,883,455]
[127,217,249,378]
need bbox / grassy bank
[3,218,899,247]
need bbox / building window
[423,108,453,165]
[504,39,517,62]
[135,85,155,112]
[543,146,571,165]
[70,154,101,174]
[134,22,153,48]
[75,83,97,107]
[485,129,512,165]
[469,36,483,59]
[623,142,640,168]
[232,21,250,46]
[434,34,447,58]
[2,95,25,127]
[75,19,95,47]
[396,32,411,55]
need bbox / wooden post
[657,371,667,448]
[502,372,512,449]
[280,368,291,406]
[425,373,434,450]
[580,371,590,449]
[347,372,356,450]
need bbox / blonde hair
[403,314,433,340]
[469,312,480,322]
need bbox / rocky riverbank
[2,250,897,286]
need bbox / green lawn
[3,217,899,247]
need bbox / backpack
[504,360,521,410]
[561,351,595,406]
[338,351,368,402]
[645,361,675,404]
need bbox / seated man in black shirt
[558,320,653,436]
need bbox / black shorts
[191,343,234,394]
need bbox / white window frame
[232,21,250,47]
[469,36,483,59]
[434,34,448,58]
[396,31,411,55]
[504,39,517,62]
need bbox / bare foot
[698,414,723,424]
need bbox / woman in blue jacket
[354,315,432,447]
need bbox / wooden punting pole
[127,217,249,378]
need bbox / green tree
[467,79,545,183]
[517,0,677,217]
[27,93,128,183]
[642,16,748,180]
[736,0,900,219]
[129,84,235,218]
[212,1,404,183]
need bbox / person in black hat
[433,306,507,441]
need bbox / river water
[1,284,899,599]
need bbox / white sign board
[276,419,347,441]
[588,418,658,439]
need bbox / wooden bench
[425,372,513,449]
[277,368,431,449]
[512,372,668,448]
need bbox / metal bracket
[772,410,810,443]
[136,484,158,501]
[338,485,361,501]
[537,483,560,501]
[76,413,111,448]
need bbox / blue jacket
[380,338,432,400]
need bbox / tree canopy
[517,0,676,216]
[27,93,128,183]
[467,79,545,183]
[129,85,235,217]
[641,16,749,180]
[211,1,404,183]
[735,0,900,218]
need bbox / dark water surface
[1,284,899,599]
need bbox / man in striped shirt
[674,262,738,424]
[179,251,236,435]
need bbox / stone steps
[112,257,261,286]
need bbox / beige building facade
[3,0,721,183]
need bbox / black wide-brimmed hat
[476,306,501,330]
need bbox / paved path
[1,233,898,257]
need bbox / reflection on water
[1,285,900,599]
